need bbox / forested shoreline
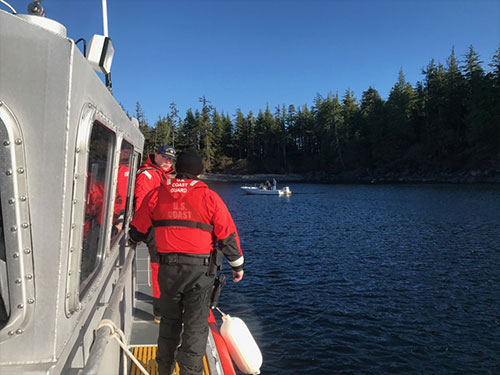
[132,46,500,183]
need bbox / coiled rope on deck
[96,319,150,375]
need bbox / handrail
[81,244,136,375]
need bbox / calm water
[208,182,500,375]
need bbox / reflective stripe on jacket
[129,178,244,270]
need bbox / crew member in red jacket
[129,148,244,375]
[134,144,176,322]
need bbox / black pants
[156,262,214,375]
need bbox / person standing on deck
[134,144,176,323]
[128,147,244,375]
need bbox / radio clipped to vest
[210,273,226,309]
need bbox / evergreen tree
[462,46,497,168]
[341,90,360,169]
[381,69,416,171]
[198,97,214,169]
[135,102,155,159]
[359,87,384,169]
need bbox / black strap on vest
[152,219,214,232]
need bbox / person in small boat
[264,180,272,190]
[134,144,176,323]
[272,178,277,190]
[129,147,244,375]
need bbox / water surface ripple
[209,183,500,375]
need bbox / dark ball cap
[156,145,176,161]
[175,147,203,177]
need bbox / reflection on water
[209,183,500,375]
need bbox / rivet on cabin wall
[6,169,12,176]
[28,298,35,304]
[17,304,24,309]
[3,140,10,146]
[16,329,23,334]
[76,146,80,153]
[15,278,22,284]
[22,223,29,229]
[8,331,15,336]
[10,226,17,232]
[25,274,32,280]
[8,198,15,204]
[13,253,19,258]
[68,271,72,275]
[15,139,22,145]
[74,173,79,179]
[66,293,71,298]
[20,196,27,201]
[17,167,24,174]
[24,248,31,254]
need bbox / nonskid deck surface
[129,346,211,375]
[129,244,212,375]
[130,243,159,346]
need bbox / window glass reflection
[110,141,133,244]
[81,122,114,289]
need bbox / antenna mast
[102,0,108,37]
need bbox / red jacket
[129,178,244,270]
[134,155,174,211]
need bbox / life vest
[129,178,244,266]
[151,178,215,255]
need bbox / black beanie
[175,147,203,178]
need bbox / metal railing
[81,245,136,375]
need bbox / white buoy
[217,308,263,375]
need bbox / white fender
[219,311,262,375]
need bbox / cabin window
[80,122,114,290]
[0,197,8,327]
[110,141,133,245]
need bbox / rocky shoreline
[200,170,500,184]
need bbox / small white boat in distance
[241,186,292,196]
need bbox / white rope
[96,319,150,375]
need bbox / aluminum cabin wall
[0,9,75,368]
[0,9,143,373]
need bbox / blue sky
[7,0,499,124]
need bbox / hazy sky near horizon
[7,0,499,123]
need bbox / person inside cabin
[128,147,244,375]
[81,170,105,279]
[113,147,132,234]
[133,144,176,323]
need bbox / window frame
[65,104,117,315]
[0,101,35,341]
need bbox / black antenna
[75,38,87,57]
